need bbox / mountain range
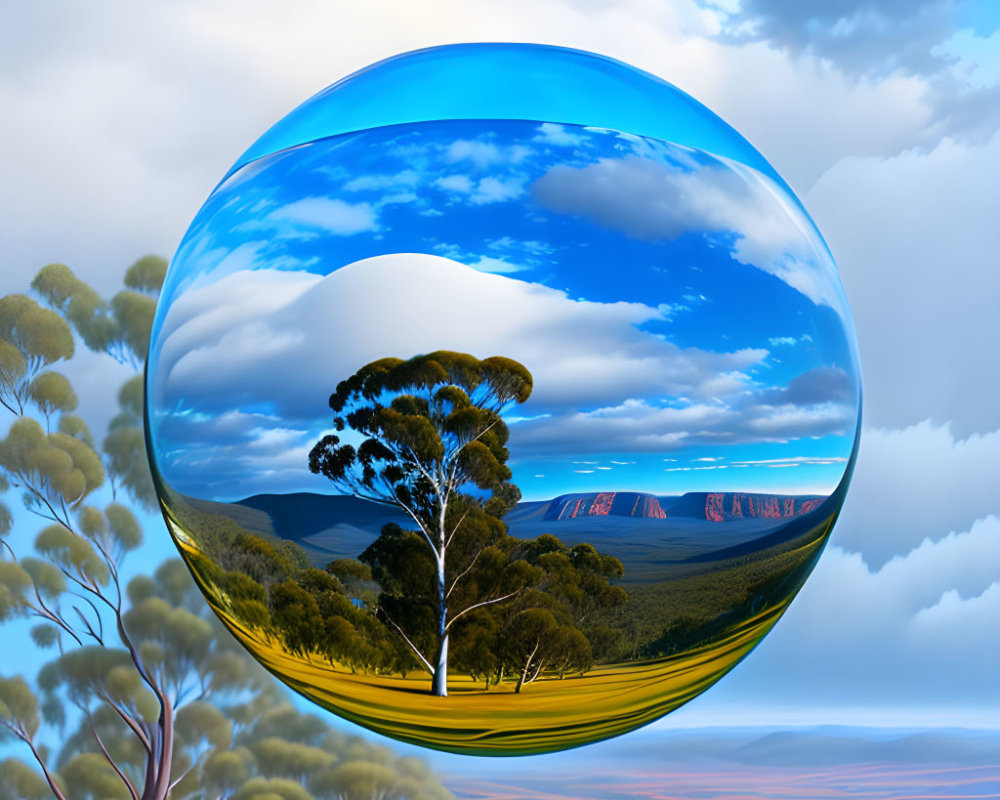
[182,489,828,581]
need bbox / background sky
[2,0,999,791]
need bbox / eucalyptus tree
[1,259,454,800]
[0,258,221,800]
[0,293,74,415]
[30,256,165,369]
[308,352,536,696]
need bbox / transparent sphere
[146,44,861,755]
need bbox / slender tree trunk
[431,632,449,696]
[431,553,448,696]
[515,639,541,694]
[515,663,528,694]
[150,696,174,800]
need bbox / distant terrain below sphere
[146,43,862,755]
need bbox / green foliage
[0,560,34,620]
[175,700,233,750]
[316,760,400,800]
[0,675,40,738]
[102,376,156,509]
[0,498,11,542]
[0,417,105,513]
[310,350,530,510]
[31,261,159,367]
[201,749,251,797]
[34,525,109,585]
[0,293,74,372]
[115,375,144,420]
[20,557,67,599]
[59,752,127,800]
[0,339,29,414]
[56,415,94,448]
[232,778,315,800]
[251,737,336,779]
[0,757,54,800]
[123,255,167,293]
[27,371,78,426]
[77,506,106,538]
[104,502,143,553]
[110,290,157,361]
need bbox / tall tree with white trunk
[308,351,534,696]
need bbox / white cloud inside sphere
[154,253,768,423]
[533,154,848,314]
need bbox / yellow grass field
[165,509,827,755]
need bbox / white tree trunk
[432,552,448,697]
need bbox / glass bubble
[146,43,861,755]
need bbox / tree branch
[167,762,197,794]
[380,610,434,674]
[446,546,483,599]
[11,547,86,647]
[97,691,152,754]
[23,732,71,800]
[94,728,140,800]
[0,393,21,416]
[444,509,471,551]
[445,589,522,631]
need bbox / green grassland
[157,482,835,754]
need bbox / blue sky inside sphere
[148,111,860,504]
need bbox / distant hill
[668,492,826,522]
[190,489,828,580]
[543,491,671,521]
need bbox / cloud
[433,173,526,205]
[265,197,378,235]
[707,514,1000,709]
[534,122,586,147]
[832,420,1000,567]
[510,390,854,456]
[939,26,1000,89]
[806,130,1000,436]
[465,255,528,274]
[703,0,1000,148]
[708,0,960,78]
[433,174,474,193]
[533,152,847,312]
[153,254,768,424]
[470,175,526,205]
[153,406,328,498]
[342,170,420,192]
[2,0,995,727]
[445,139,532,168]
[731,456,847,467]
[2,0,988,309]
[487,236,554,256]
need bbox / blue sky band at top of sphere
[224,43,794,201]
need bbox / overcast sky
[2,0,999,770]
